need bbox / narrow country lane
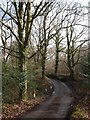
[20,79,74,119]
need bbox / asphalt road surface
[20,79,74,119]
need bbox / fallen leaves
[2,95,48,119]
[2,76,53,119]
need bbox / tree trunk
[70,68,74,80]
[42,53,46,79]
[18,44,25,101]
[88,2,90,76]
[41,15,47,79]
[41,43,47,79]
[55,50,59,75]
[3,46,6,74]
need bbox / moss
[72,106,88,118]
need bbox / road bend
[20,79,74,119]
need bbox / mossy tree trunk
[55,37,59,75]
[66,27,75,79]
[41,15,47,79]
[54,32,64,75]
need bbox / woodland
[0,0,90,119]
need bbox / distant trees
[52,2,87,78]
[64,3,87,79]
[32,1,65,78]
[31,1,87,79]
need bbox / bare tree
[65,3,87,79]
[0,0,51,100]
[31,1,67,79]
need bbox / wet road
[20,79,73,118]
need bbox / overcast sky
[69,0,89,5]
[0,0,90,6]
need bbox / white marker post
[33,89,36,98]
